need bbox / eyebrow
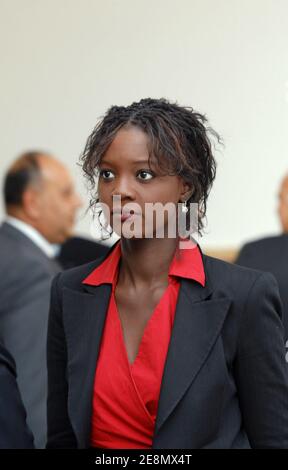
[99,159,151,166]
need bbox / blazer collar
[82,238,206,288]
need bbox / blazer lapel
[153,278,231,442]
[62,283,112,448]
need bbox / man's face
[97,126,190,238]
[34,157,82,244]
[278,176,288,233]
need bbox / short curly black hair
[80,98,220,234]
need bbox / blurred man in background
[0,151,82,447]
[236,174,288,340]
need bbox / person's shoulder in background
[0,342,34,449]
[58,236,110,270]
[235,233,288,268]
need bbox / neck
[7,209,33,228]
[119,236,179,289]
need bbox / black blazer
[47,244,288,449]
[0,343,34,449]
[236,234,288,340]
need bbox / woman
[47,98,288,449]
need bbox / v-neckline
[112,284,172,368]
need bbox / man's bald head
[3,151,82,243]
[278,174,288,233]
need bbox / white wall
[1,0,288,248]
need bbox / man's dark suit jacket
[0,342,34,448]
[235,234,288,341]
[47,244,288,449]
[58,236,109,270]
[0,222,61,448]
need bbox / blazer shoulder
[203,253,263,277]
[202,253,277,294]
[55,252,109,292]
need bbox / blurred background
[1,0,288,258]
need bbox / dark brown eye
[137,170,154,181]
[99,169,114,180]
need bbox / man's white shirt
[5,216,60,258]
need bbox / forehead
[102,126,150,165]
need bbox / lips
[111,210,140,222]
[120,213,133,222]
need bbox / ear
[179,181,193,203]
[22,188,42,220]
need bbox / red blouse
[82,238,205,449]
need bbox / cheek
[279,202,285,216]
[143,180,182,205]
[48,199,68,219]
[97,182,110,204]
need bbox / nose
[111,176,136,202]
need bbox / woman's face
[97,125,190,238]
